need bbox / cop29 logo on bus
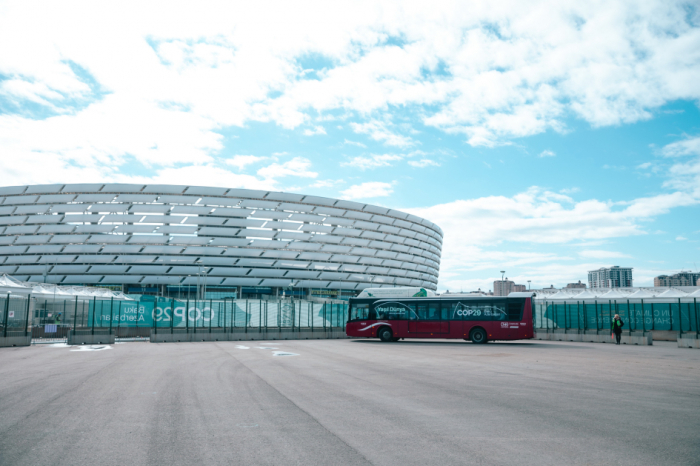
[452,302,482,319]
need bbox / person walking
[611,314,624,345]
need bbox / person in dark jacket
[611,314,624,344]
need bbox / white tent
[0,274,132,300]
[656,288,688,298]
[626,289,658,299]
[599,289,631,299]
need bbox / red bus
[346,292,534,343]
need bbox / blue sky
[0,1,699,291]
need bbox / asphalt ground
[1,338,699,466]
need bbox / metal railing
[0,294,348,342]
[534,298,700,336]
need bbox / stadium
[0,183,442,301]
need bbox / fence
[534,298,700,336]
[0,295,348,343]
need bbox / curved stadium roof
[0,184,442,291]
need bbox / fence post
[651,301,655,331]
[91,296,96,336]
[170,298,174,335]
[245,300,248,334]
[676,298,681,337]
[73,296,78,332]
[186,296,190,333]
[3,293,10,338]
[641,299,645,332]
[695,298,698,338]
[24,294,31,337]
[110,297,114,336]
[310,302,313,333]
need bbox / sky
[0,0,699,292]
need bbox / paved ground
[1,339,699,466]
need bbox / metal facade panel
[182,246,225,255]
[101,184,145,193]
[16,265,50,274]
[235,258,276,267]
[51,265,90,274]
[264,192,305,202]
[340,237,371,247]
[38,194,76,203]
[65,185,107,194]
[223,248,264,257]
[313,206,345,216]
[227,189,268,199]
[2,196,37,205]
[15,205,50,214]
[102,275,144,283]
[199,198,242,208]
[38,225,75,234]
[25,184,64,194]
[5,225,38,234]
[300,196,336,207]
[239,199,279,209]
[261,250,299,259]
[167,236,211,245]
[259,279,293,287]
[75,194,116,202]
[15,235,52,244]
[0,186,27,195]
[86,235,125,244]
[75,255,116,262]
[88,265,129,274]
[26,245,63,253]
[209,238,251,247]
[184,186,229,196]
[37,255,76,263]
[142,185,186,194]
[283,270,320,279]
[247,269,286,278]
[127,235,167,244]
[171,205,213,215]
[74,225,115,233]
[220,278,263,286]
[90,205,130,213]
[295,280,330,288]
[3,255,37,264]
[274,260,310,269]
[117,225,157,233]
[297,252,331,261]
[157,195,198,204]
[167,266,206,275]
[206,268,250,276]
[102,246,145,254]
[128,266,170,274]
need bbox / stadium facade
[0,184,442,300]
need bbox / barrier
[0,334,32,347]
[535,330,653,345]
[67,330,116,345]
[678,333,700,349]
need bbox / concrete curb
[67,331,116,345]
[535,330,653,345]
[150,329,349,343]
[0,335,32,347]
[677,334,700,349]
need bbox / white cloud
[538,150,556,158]
[560,187,580,194]
[341,153,403,170]
[578,250,631,259]
[310,179,344,188]
[344,139,367,148]
[341,181,394,199]
[303,125,326,136]
[350,120,415,148]
[637,162,652,169]
[408,159,440,167]
[225,155,267,170]
[257,157,318,179]
[676,236,687,241]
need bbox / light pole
[500,271,505,282]
[527,280,531,290]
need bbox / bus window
[416,304,429,320]
[440,303,450,320]
[507,299,525,321]
[350,304,369,321]
[428,302,440,320]
[484,301,507,321]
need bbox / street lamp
[500,271,505,282]
[527,280,531,290]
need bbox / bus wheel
[379,327,393,342]
[470,328,487,344]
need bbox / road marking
[272,351,298,357]
[70,345,112,352]
[235,345,250,349]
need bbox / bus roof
[355,287,436,299]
